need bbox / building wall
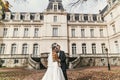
[104,1,120,54]
[0,0,120,67]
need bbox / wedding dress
[42,51,65,80]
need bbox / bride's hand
[57,59,61,62]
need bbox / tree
[67,0,104,13]
[0,0,5,19]
[0,0,12,19]
[0,0,11,12]
[69,0,88,8]
[14,0,27,3]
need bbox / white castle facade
[0,0,120,68]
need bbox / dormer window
[84,15,88,21]
[107,0,111,7]
[53,4,58,11]
[79,15,84,21]
[34,13,40,20]
[25,13,30,20]
[47,0,64,11]
[97,15,102,21]
[93,15,97,21]
[26,14,29,20]
[6,14,9,20]
[112,0,116,3]
[15,13,20,20]
[16,14,19,20]
[5,12,11,20]
[88,15,93,21]
[58,4,61,10]
[70,14,75,21]
[110,12,113,18]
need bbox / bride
[42,43,65,80]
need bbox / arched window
[33,44,39,56]
[82,43,86,54]
[22,44,28,54]
[0,44,5,54]
[54,4,57,11]
[72,43,76,55]
[92,43,96,54]
[11,44,17,55]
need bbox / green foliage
[0,0,4,19]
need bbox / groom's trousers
[63,70,68,80]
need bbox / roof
[47,0,64,11]
[49,0,62,2]
[100,5,108,14]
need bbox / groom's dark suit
[58,50,68,80]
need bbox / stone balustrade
[68,14,104,22]
[0,54,29,59]
[69,53,120,58]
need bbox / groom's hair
[57,45,60,48]
[52,43,58,50]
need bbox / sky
[7,0,107,13]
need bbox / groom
[56,45,68,80]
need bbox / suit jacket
[59,50,67,70]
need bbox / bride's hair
[47,43,59,66]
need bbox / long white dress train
[42,52,65,80]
